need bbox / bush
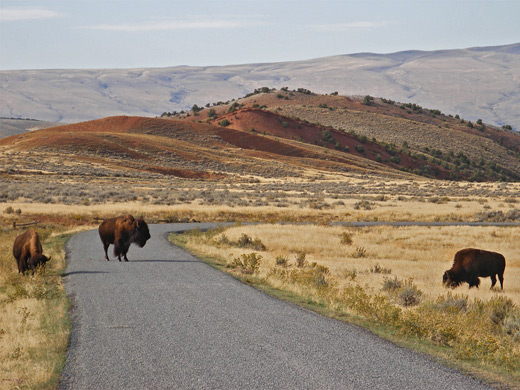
[275,256,289,267]
[486,296,516,325]
[399,284,422,306]
[237,234,266,251]
[295,252,307,268]
[362,95,374,106]
[351,247,367,258]
[382,277,422,306]
[371,263,391,274]
[340,232,353,245]
[230,253,262,274]
[382,276,402,291]
[435,293,468,313]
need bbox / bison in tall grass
[98,214,151,262]
[443,248,505,289]
[13,229,51,274]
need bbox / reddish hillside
[173,89,520,181]
[3,90,519,182]
[0,115,412,181]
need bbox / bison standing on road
[13,229,51,274]
[98,214,151,262]
[443,248,505,289]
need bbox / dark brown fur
[443,248,505,289]
[12,229,51,274]
[98,214,151,261]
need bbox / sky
[1,0,519,71]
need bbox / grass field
[171,223,520,388]
[0,191,519,389]
[0,225,72,389]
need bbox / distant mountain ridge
[1,43,519,130]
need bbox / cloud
[312,21,394,32]
[84,19,266,32]
[0,7,62,22]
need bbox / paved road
[59,223,495,389]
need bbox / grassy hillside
[174,89,520,182]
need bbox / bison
[13,229,51,274]
[98,214,151,261]
[443,248,505,289]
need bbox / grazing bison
[13,229,51,274]
[98,214,151,261]
[443,248,505,289]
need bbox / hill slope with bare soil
[175,89,520,182]
[0,114,408,183]
[1,90,519,186]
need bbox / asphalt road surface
[59,223,495,389]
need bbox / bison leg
[114,240,130,262]
[17,256,27,273]
[468,277,480,289]
[498,273,504,290]
[103,242,110,261]
[490,274,497,289]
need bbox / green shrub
[486,296,516,325]
[231,253,262,274]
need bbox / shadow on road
[62,271,110,277]
[130,259,200,263]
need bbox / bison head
[31,254,51,269]
[133,218,151,248]
[442,270,460,288]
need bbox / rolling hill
[1,90,519,185]
[1,44,519,130]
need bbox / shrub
[351,247,367,258]
[343,269,357,280]
[230,253,262,274]
[355,145,365,154]
[370,263,391,274]
[362,95,373,106]
[435,293,469,313]
[340,232,353,245]
[399,284,422,306]
[275,255,289,267]
[382,277,422,306]
[382,276,402,291]
[486,296,516,325]
[353,200,373,210]
[219,119,231,127]
[295,252,307,268]
[236,234,266,251]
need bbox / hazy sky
[1,0,519,70]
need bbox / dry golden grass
[208,224,519,304]
[174,223,520,386]
[0,226,70,390]
[2,191,519,225]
